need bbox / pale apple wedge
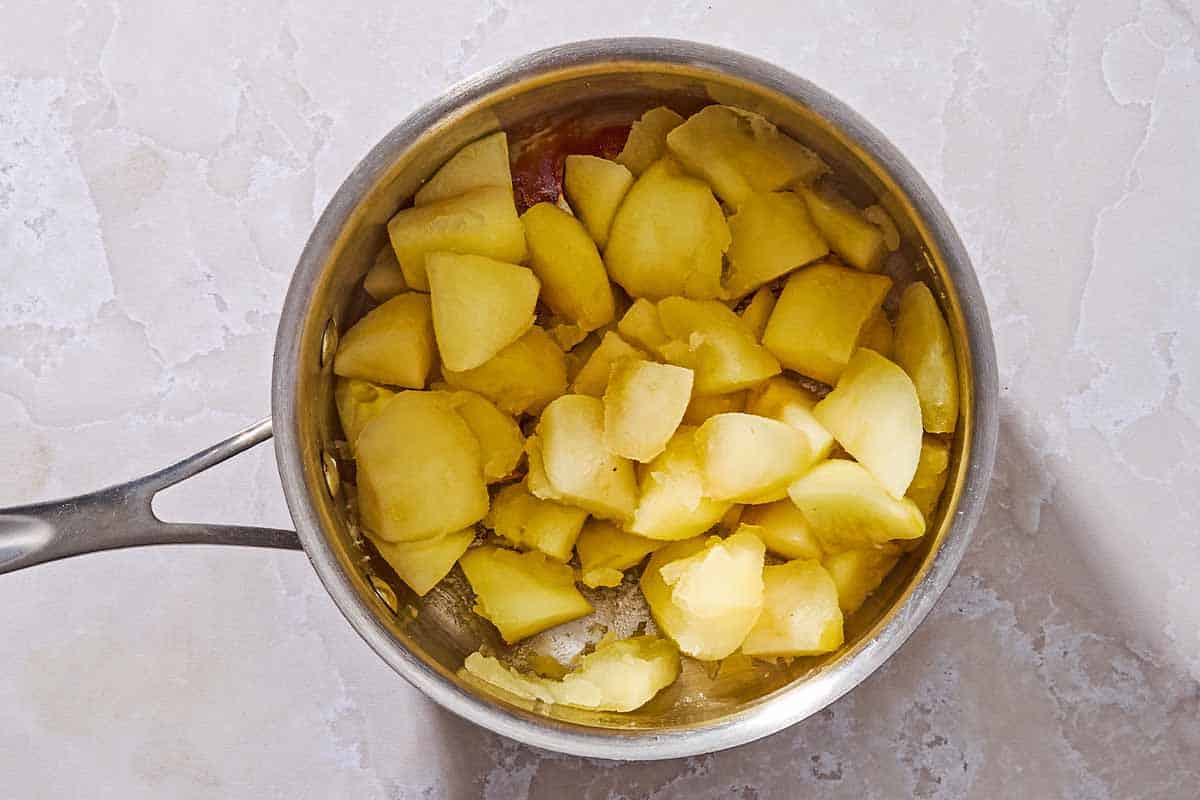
[459,546,593,644]
[426,252,540,372]
[741,560,844,658]
[787,459,925,551]
[640,532,766,660]
[813,348,922,497]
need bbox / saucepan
[0,38,998,760]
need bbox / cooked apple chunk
[741,560,844,658]
[370,527,475,597]
[463,635,679,712]
[616,106,686,176]
[536,394,639,521]
[741,500,824,561]
[334,378,396,448]
[657,297,780,395]
[739,287,776,341]
[681,391,747,425]
[426,252,539,371]
[486,483,588,562]
[723,191,828,299]
[570,331,646,397]
[745,376,835,463]
[356,391,488,542]
[576,519,665,588]
[363,242,407,301]
[443,326,566,415]
[908,435,951,521]
[333,292,435,389]
[894,282,959,433]
[665,105,827,207]
[562,155,634,249]
[859,308,894,358]
[459,546,592,644]
[787,460,925,551]
[449,390,524,483]
[387,186,527,291]
[640,532,766,660]
[694,413,812,503]
[813,348,922,497]
[823,547,901,615]
[761,262,892,385]
[605,159,730,300]
[521,201,615,331]
[603,359,693,462]
[617,298,670,353]
[629,427,734,541]
[798,185,887,272]
[414,131,512,207]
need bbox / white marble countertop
[2,1,1197,797]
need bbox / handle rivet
[319,318,339,369]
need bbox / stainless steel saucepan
[0,39,998,760]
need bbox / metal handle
[0,418,301,575]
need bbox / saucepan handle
[0,418,301,576]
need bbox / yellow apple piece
[741,500,824,560]
[387,186,527,291]
[823,547,901,615]
[363,242,407,301]
[562,155,634,249]
[370,527,475,597]
[536,394,639,521]
[723,191,828,299]
[813,348,922,497]
[603,359,694,462]
[356,391,488,542]
[485,483,588,562]
[859,309,894,358]
[414,131,512,207]
[718,504,745,533]
[576,519,665,588]
[426,252,539,371]
[333,292,435,389]
[665,105,827,207]
[787,459,925,550]
[694,413,812,502]
[459,546,593,644]
[335,378,396,448]
[616,106,686,176]
[570,331,645,397]
[798,185,886,272]
[449,390,524,483]
[894,282,959,433]
[629,427,734,541]
[657,297,780,395]
[745,376,835,462]
[762,262,892,385]
[640,532,766,660]
[617,298,670,353]
[681,391,747,425]
[521,202,615,331]
[463,635,679,712]
[741,560,844,658]
[443,326,567,415]
[908,435,951,521]
[605,158,730,300]
[549,321,588,351]
[523,434,558,502]
[739,287,776,341]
